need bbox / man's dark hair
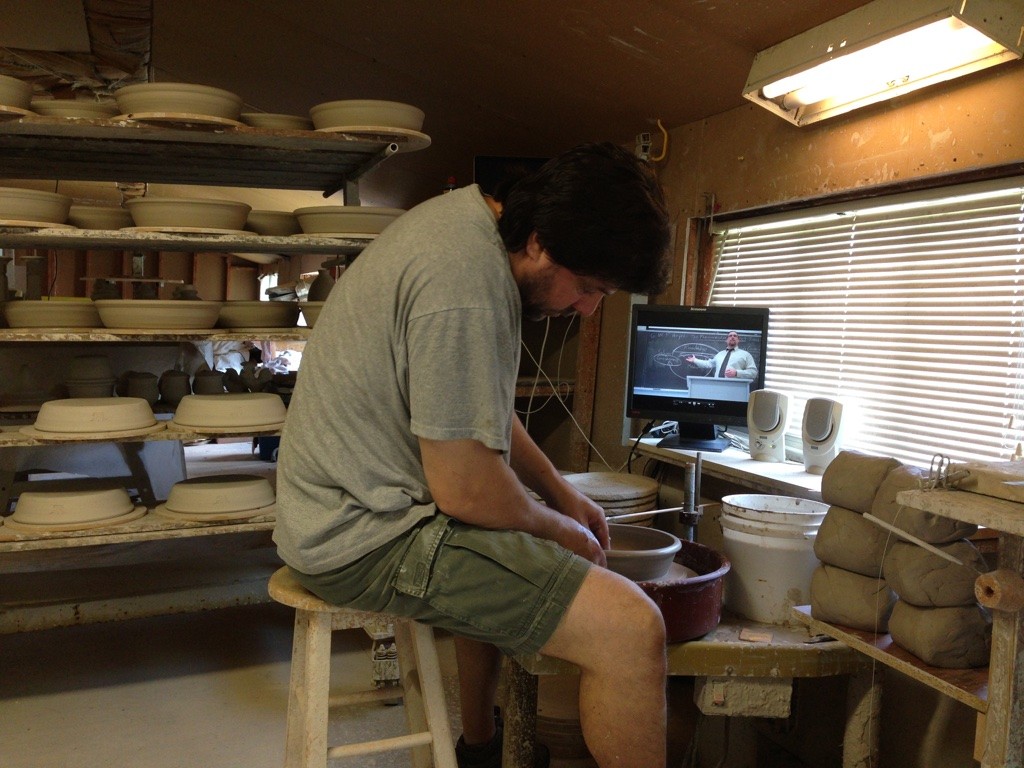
[497,142,671,295]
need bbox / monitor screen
[626,304,770,451]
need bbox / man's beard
[518,268,560,321]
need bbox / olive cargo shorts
[291,512,591,656]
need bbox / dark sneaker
[455,725,550,768]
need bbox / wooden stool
[268,566,458,768]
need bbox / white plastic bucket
[719,494,828,624]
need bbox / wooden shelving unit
[0,116,428,627]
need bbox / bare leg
[455,635,502,743]
[540,567,667,768]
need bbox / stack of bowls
[64,354,116,398]
[563,471,660,526]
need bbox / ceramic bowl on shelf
[30,99,119,119]
[293,205,404,235]
[3,298,102,328]
[94,299,223,329]
[245,209,301,236]
[163,474,276,515]
[240,112,313,130]
[217,300,299,329]
[300,301,325,328]
[309,99,424,131]
[125,197,251,231]
[67,204,133,229]
[28,396,157,435]
[0,73,33,109]
[11,486,136,526]
[170,392,286,431]
[0,186,72,224]
[114,82,243,120]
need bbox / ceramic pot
[192,369,226,395]
[125,371,159,405]
[159,370,191,406]
[307,268,335,301]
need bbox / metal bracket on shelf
[919,453,970,491]
[322,142,400,199]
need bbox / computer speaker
[802,397,844,475]
[747,389,790,462]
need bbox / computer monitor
[625,304,770,451]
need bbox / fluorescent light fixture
[743,0,1024,126]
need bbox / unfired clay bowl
[31,397,156,434]
[4,299,102,328]
[217,300,299,328]
[309,99,424,131]
[240,113,313,130]
[30,99,119,119]
[0,74,33,109]
[67,204,134,229]
[114,82,243,120]
[94,299,223,329]
[605,524,682,581]
[245,209,301,236]
[125,197,251,231]
[0,187,72,223]
[300,301,325,328]
[294,205,403,235]
[164,474,275,514]
[171,392,286,430]
[12,486,135,525]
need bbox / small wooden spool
[974,568,1024,612]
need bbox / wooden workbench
[502,612,873,768]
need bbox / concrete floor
[0,601,613,768]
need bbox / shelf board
[0,327,310,342]
[515,377,574,398]
[0,115,429,192]
[0,226,375,255]
[792,605,988,713]
[0,424,282,448]
[0,513,274,553]
[897,489,1024,538]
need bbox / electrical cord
[626,419,657,474]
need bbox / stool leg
[394,620,459,768]
[285,607,333,768]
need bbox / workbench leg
[980,534,1024,768]
[502,658,538,768]
[843,663,881,768]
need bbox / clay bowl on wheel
[605,523,682,581]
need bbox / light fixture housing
[743,0,1024,126]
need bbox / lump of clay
[810,563,895,632]
[821,451,902,514]
[869,465,978,544]
[814,505,892,577]
[888,600,991,668]
[882,540,988,607]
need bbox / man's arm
[419,433,607,565]
[507,416,610,548]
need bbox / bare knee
[542,567,666,670]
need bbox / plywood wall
[592,61,1024,472]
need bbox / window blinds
[711,177,1024,467]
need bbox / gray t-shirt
[273,186,521,574]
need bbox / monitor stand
[656,422,729,452]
